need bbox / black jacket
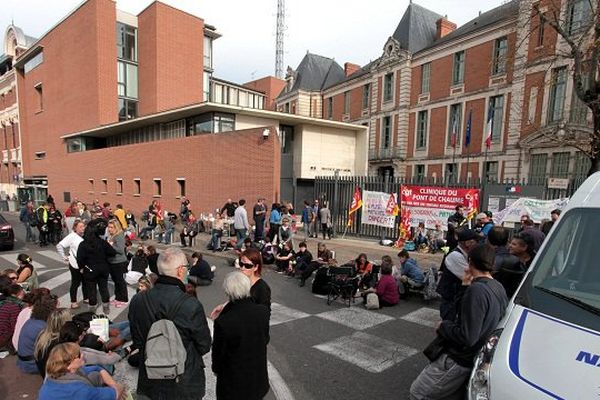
[77,237,116,276]
[129,275,212,400]
[438,277,508,367]
[212,298,270,400]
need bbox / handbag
[423,335,447,362]
[365,293,380,310]
[89,315,110,342]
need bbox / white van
[468,172,600,399]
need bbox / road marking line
[0,253,49,271]
[313,331,418,373]
[316,307,395,330]
[400,307,440,328]
[270,302,310,326]
[38,250,68,263]
[32,270,72,292]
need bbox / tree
[533,0,600,176]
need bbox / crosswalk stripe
[35,271,73,292]
[38,250,68,263]
[0,253,52,271]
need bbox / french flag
[485,104,493,150]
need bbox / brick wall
[48,127,281,215]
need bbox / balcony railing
[369,146,402,161]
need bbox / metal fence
[313,174,586,240]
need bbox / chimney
[436,16,457,40]
[344,62,361,77]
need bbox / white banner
[494,197,568,225]
[361,190,397,228]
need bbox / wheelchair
[326,265,359,307]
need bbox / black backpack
[311,267,331,295]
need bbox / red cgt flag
[347,186,363,227]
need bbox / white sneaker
[211,265,217,272]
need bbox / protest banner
[399,185,480,229]
[361,190,397,228]
[493,197,568,225]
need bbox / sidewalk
[143,230,444,269]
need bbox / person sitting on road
[146,246,159,275]
[12,288,50,352]
[34,309,73,377]
[16,254,36,289]
[125,247,149,286]
[261,237,277,265]
[17,293,57,374]
[354,253,374,289]
[427,224,447,254]
[414,222,429,249]
[292,242,313,278]
[278,217,294,248]
[299,242,333,287]
[0,276,25,351]
[362,263,399,308]
[189,252,216,286]
[396,250,425,295]
[38,342,125,400]
[136,275,154,293]
[275,241,295,274]
[58,321,125,370]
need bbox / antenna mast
[275,0,285,79]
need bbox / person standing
[56,220,88,309]
[113,204,128,231]
[19,201,37,243]
[311,199,320,238]
[221,198,236,218]
[252,198,267,242]
[301,200,313,239]
[76,219,116,314]
[268,203,281,243]
[520,216,546,253]
[212,272,270,400]
[36,203,50,247]
[234,199,249,250]
[319,202,332,240]
[107,219,129,308]
[446,205,466,251]
[128,247,212,400]
[437,229,479,321]
[496,232,535,298]
[410,244,508,400]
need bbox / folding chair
[326,266,358,307]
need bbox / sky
[2,0,503,83]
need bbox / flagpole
[465,109,472,185]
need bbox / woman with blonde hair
[39,342,124,400]
[34,308,72,377]
[107,219,128,307]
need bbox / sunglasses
[239,259,255,269]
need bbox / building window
[34,151,46,160]
[381,116,391,149]
[116,178,123,195]
[24,51,43,74]
[134,179,141,196]
[177,178,186,197]
[118,61,138,99]
[566,0,592,36]
[415,164,425,182]
[383,72,393,102]
[204,36,213,69]
[421,62,431,93]
[537,18,545,47]
[153,179,162,197]
[551,152,570,178]
[101,179,108,194]
[67,138,85,153]
[489,95,504,143]
[118,98,138,121]
[574,151,591,179]
[485,161,499,183]
[529,154,548,185]
[214,113,235,133]
[416,110,428,150]
[280,125,294,154]
[327,97,333,119]
[88,179,94,193]
[343,91,350,114]
[362,84,370,110]
[570,76,589,124]
[203,71,211,102]
[452,51,465,85]
[34,83,43,112]
[547,66,567,123]
[445,163,458,184]
[187,114,213,135]
[447,103,462,147]
[492,37,508,75]
[116,23,137,62]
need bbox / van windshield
[516,208,600,331]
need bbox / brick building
[0,25,36,198]
[12,0,366,212]
[277,0,594,193]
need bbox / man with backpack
[128,247,211,400]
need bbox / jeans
[235,228,248,249]
[69,265,88,303]
[109,321,131,342]
[409,353,471,400]
[303,221,312,239]
[109,262,129,302]
[159,227,174,244]
[210,229,222,250]
[23,222,35,242]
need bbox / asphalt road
[2,212,440,400]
